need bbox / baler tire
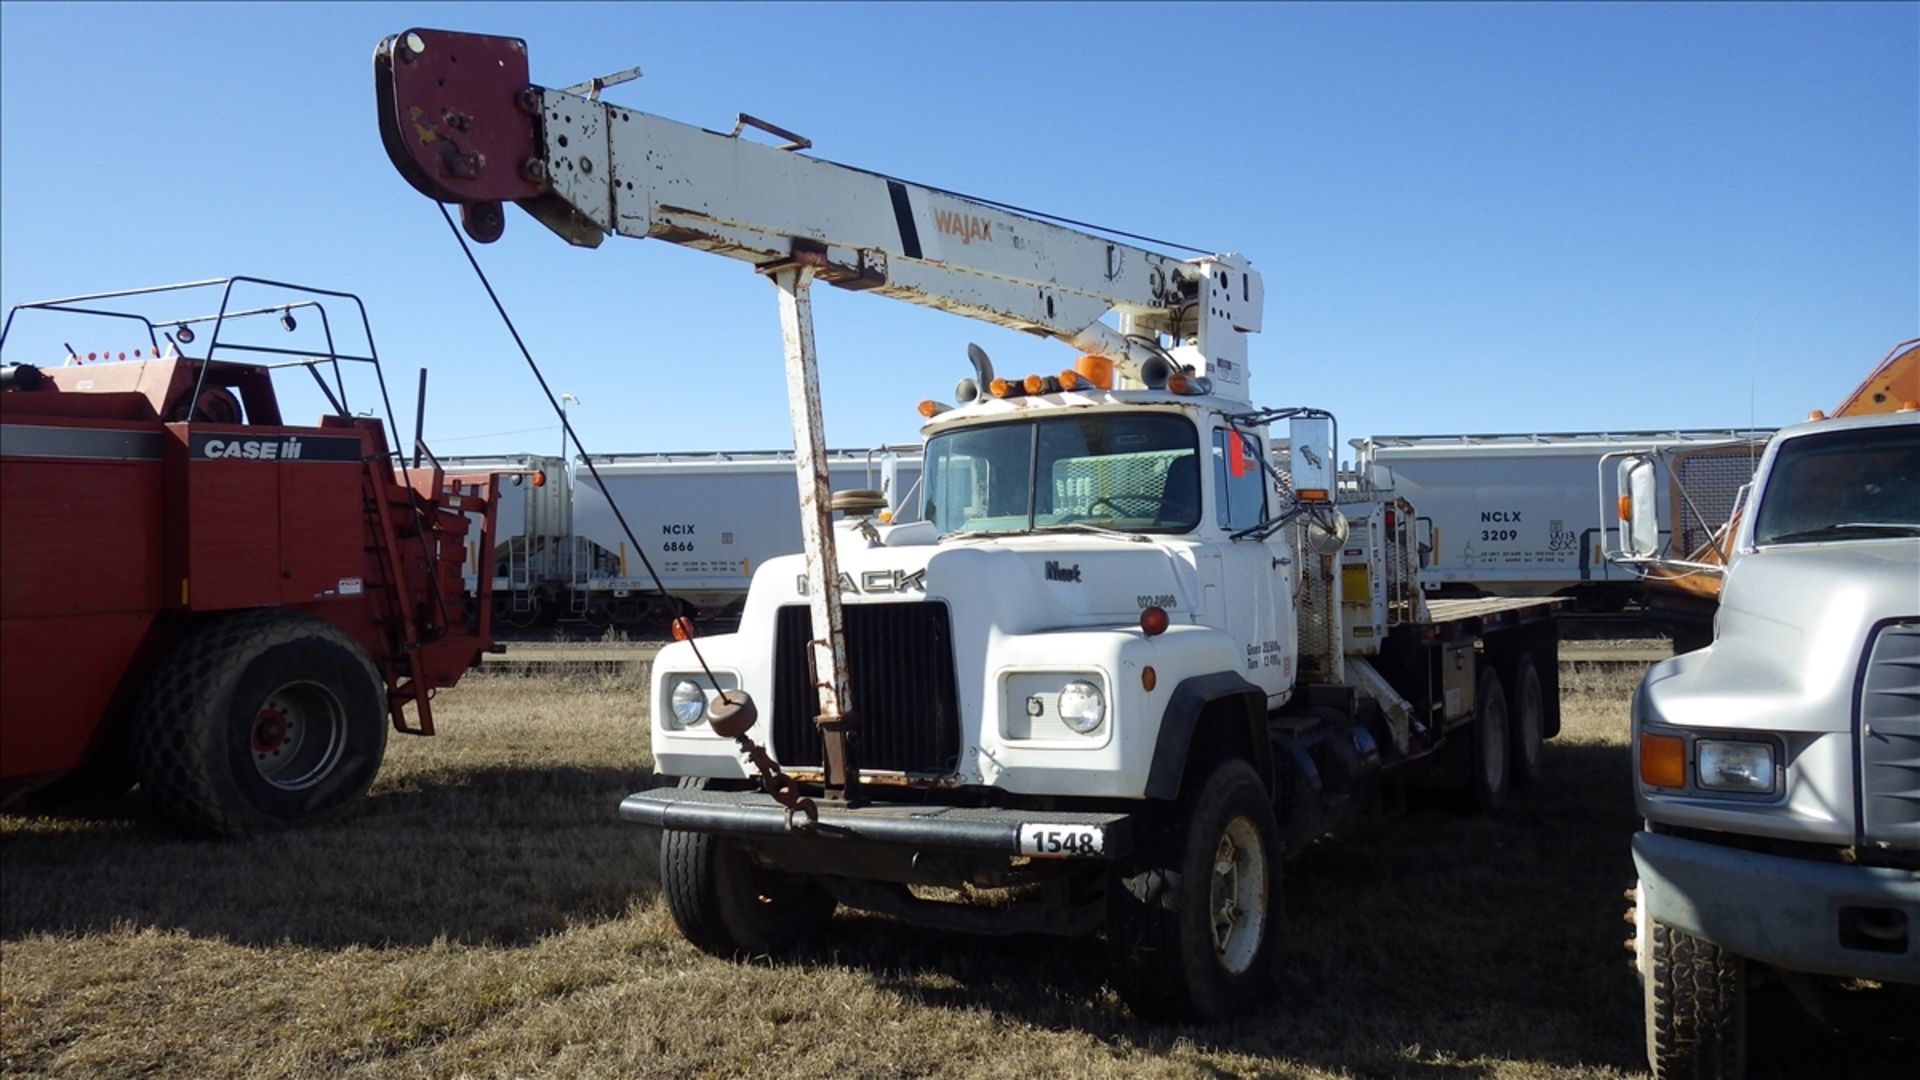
[133,610,387,836]
[1506,654,1546,789]
[660,779,835,957]
[1645,919,1747,1080]
[1108,758,1280,1022]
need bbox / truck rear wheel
[1645,918,1747,1080]
[660,783,836,957]
[1108,758,1280,1021]
[1458,663,1510,814]
[1506,654,1546,788]
[133,611,388,836]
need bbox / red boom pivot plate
[374,28,544,209]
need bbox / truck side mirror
[1288,415,1337,503]
[1616,455,1660,558]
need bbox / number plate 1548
[1018,823,1104,858]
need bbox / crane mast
[375,27,1266,797]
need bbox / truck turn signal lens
[670,616,696,641]
[1617,495,1631,521]
[1142,666,1157,691]
[1639,733,1686,788]
[1140,606,1169,637]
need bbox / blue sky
[2,3,1914,462]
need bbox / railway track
[478,640,1674,679]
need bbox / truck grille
[1859,620,1920,853]
[772,602,962,776]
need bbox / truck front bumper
[1633,830,1920,985]
[619,784,1133,860]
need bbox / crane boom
[374,28,1263,396]
[373,26,1269,800]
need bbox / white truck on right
[1619,406,1919,1078]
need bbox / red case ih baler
[0,278,496,834]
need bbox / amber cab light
[1140,606,1169,637]
[1074,354,1114,390]
[1058,369,1082,390]
[1141,665,1157,691]
[1640,733,1686,788]
[1617,494,1631,521]
[531,470,547,488]
[670,616,697,641]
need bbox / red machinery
[0,277,495,834]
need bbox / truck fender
[1143,672,1272,800]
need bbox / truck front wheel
[660,818,836,957]
[1645,918,1748,1080]
[133,611,388,836]
[1109,758,1281,1021]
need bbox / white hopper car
[1349,430,1771,609]
[570,448,921,623]
[446,448,921,627]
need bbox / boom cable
[435,204,729,691]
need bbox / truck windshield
[1751,425,1920,545]
[923,413,1201,536]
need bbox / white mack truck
[376,27,1562,1019]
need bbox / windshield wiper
[1031,522,1151,542]
[1765,522,1920,544]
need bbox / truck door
[1212,426,1293,701]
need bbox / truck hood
[1644,538,1920,733]
[750,532,1201,634]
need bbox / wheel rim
[250,680,348,790]
[1209,815,1268,974]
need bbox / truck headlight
[1057,680,1106,734]
[667,678,708,728]
[1696,740,1775,793]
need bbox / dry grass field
[2,664,1910,1079]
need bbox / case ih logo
[189,433,361,462]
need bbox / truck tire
[1506,654,1546,788]
[1109,758,1281,1021]
[1458,663,1510,814]
[132,611,388,836]
[660,785,836,957]
[1645,919,1747,1080]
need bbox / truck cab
[648,382,1294,800]
[1627,408,1920,1078]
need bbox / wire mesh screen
[1049,451,1187,518]
[1298,552,1339,679]
[1672,446,1763,555]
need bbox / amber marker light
[1141,666,1157,691]
[1058,369,1082,390]
[990,377,1015,397]
[1617,495,1631,521]
[1074,354,1114,390]
[917,399,939,417]
[1640,733,1686,788]
[531,470,547,487]
[1165,373,1190,394]
[1140,606,1169,637]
